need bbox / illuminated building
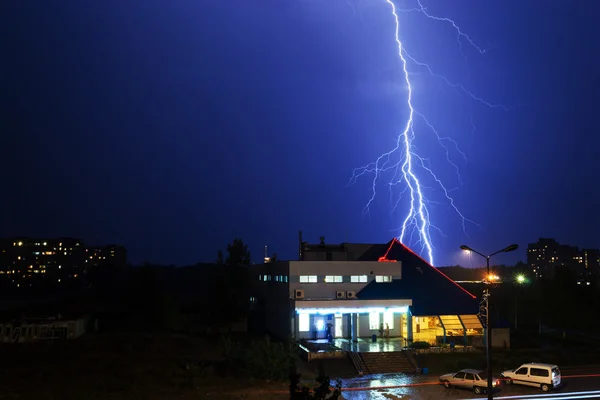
[0,238,127,289]
[0,237,85,286]
[85,245,127,268]
[527,238,599,282]
[249,236,484,347]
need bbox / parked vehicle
[500,363,561,392]
[439,369,500,394]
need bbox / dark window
[515,368,528,375]
[326,252,333,261]
[464,373,475,381]
[454,372,465,379]
[530,368,549,377]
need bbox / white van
[500,363,561,392]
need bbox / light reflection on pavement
[340,372,441,400]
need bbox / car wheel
[443,381,451,389]
[474,386,482,394]
[541,384,551,392]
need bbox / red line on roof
[380,238,476,299]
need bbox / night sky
[2,0,599,267]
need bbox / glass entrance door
[335,314,343,338]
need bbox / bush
[219,334,296,381]
[410,341,431,349]
[289,363,342,400]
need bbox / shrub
[410,341,431,349]
[219,334,296,381]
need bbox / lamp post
[514,274,526,330]
[460,244,519,399]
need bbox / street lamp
[460,244,519,399]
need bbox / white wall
[289,261,401,300]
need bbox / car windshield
[552,367,560,377]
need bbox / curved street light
[459,244,519,399]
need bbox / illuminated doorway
[335,315,343,338]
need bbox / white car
[500,363,561,392]
[439,369,500,395]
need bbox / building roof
[356,239,479,316]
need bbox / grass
[0,332,290,400]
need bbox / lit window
[351,275,368,283]
[284,276,288,283]
[325,275,343,283]
[369,312,380,330]
[299,275,317,283]
[384,310,394,329]
[275,276,280,282]
[375,275,392,283]
[299,313,310,332]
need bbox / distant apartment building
[85,245,127,268]
[0,237,127,289]
[527,238,599,283]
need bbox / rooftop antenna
[298,230,303,261]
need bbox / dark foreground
[2,332,600,400]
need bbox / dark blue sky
[2,0,599,266]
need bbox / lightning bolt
[349,0,509,266]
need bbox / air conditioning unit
[336,290,346,299]
[346,291,357,299]
[294,289,305,299]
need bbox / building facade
[249,237,484,347]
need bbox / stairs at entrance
[358,351,416,374]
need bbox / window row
[300,275,392,283]
[259,274,393,283]
[258,274,288,282]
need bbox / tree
[217,238,251,266]
[213,239,251,323]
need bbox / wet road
[340,366,600,400]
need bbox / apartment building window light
[351,275,368,283]
[325,275,343,283]
[375,275,392,283]
[369,311,380,330]
[299,275,318,283]
[298,314,310,332]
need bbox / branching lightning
[348,0,509,266]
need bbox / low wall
[0,316,89,344]
[298,343,347,362]
[415,346,480,354]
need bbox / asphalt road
[340,366,600,400]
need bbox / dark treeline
[459,266,600,333]
[437,262,529,282]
